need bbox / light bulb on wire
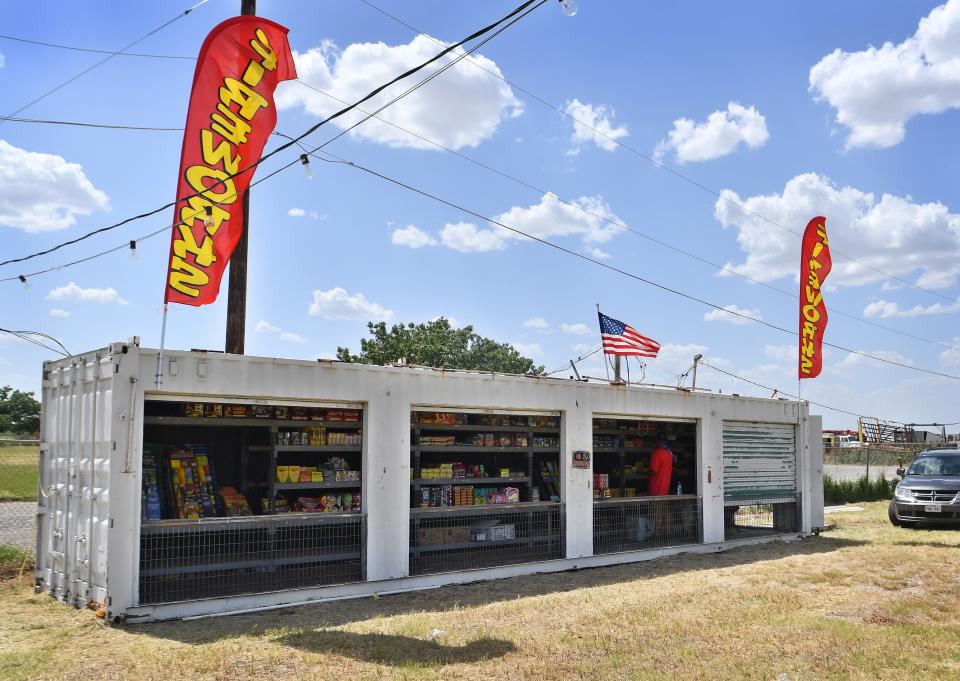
[203,205,215,229]
[300,153,314,180]
[18,275,31,292]
[128,240,138,262]
[558,0,578,16]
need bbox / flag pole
[597,303,611,383]
[155,303,168,390]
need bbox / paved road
[0,501,35,549]
[824,464,899,482]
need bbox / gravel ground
[0,502,35,549]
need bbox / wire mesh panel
[139,513,364,604]
[0,441,38,551]
[593,496,702,555]
[409,503,563,576]
[723,495,800,541]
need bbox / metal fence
[0,442,38,551]
[409,503,564,576]
[139,513,365,604]
[593,496,702,555]
[723,496,800,541]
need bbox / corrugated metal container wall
[37,351,117,608]
[722,423,797,503]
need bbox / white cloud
[522,317,550,332]
[48,308,71,318]
[277,35,522,150]
[561,323,592,335]
[572,343,594,354]
[0,356,9,366]
[431,315,460,328]
[763,344,797,362]
[809,0,960,149]
[714,173,960,289]
[510,342,542,357]
[586,246,611,259]
[863,299,960,318]
[655,102,768,164]
[308,287,394,321]
[288,208,306,217]
[391,224,436,248]
[0,140,109,232]
[256,319,308,344]
[495,193,622,245]
[940,338,960,368]
[440,221,506,253]
[563,99,628,153]
[703,304,762,325]
[255,320,281,333]
[47,282,127,305]
[0,51,5,68]
[836,349,915,371]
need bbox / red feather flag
[798,216,831,379]
[164,16,296,306]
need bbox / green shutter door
[722,423,797,504]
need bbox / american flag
[598,311,661,357]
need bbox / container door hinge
[112,441,117,451]
[108,518,114,528]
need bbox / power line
[292,79,960,354]
[356,0,960,307]
[0,34,195,59]
[697,360,902,423]
[0,328,70,357]
[0,0,545,269]
[6,103,958,356]
[311,149,960,383]
[1,1,209,126]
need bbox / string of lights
[1,0,209,126]
[307,148,960,383]
[0,0,546,269]
[356,0,960,308]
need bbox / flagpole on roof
[598,304,611,383]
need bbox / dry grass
[2,502,959,680]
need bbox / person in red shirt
[648,433,674,496]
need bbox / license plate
[924,504,942,513]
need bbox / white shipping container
[35,341,823,622]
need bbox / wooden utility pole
[225,0,256,354]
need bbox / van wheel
[887,502,901,527]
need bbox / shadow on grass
[276,629,514,666]
[141,533,865,646]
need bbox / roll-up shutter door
[722,423,797,504]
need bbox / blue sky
[1,0,959,430]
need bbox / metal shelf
[274,445,362,453]
[413,423,559,433]
[140,549,362,577]
[143,415,362,429]
[411,476,529,487]
[276,480,361,491]
[415,446,559,454]
[140,511,362,534]
[410,501,561,515]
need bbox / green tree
[337,318,545,375]
[0,386,41,437]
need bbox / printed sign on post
[572,450,591,469]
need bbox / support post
[225,0,256,355]
[613,355,621,384]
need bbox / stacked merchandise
[165,446,220,519]
[592,473,613,500]
[419,484,521,507]
[593,435,619,449]
[326,430,362,446]
[414,412,467,425]
[326,408,361,422]
[532,436,559,449]
[292,492,360,513]
[419,435,456,447]
[178,402,362,422]
[467,433,529,447]
[537,461,561,502]
[141,445,164,521]
[219,487,252,516]
[277,427,326,445]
